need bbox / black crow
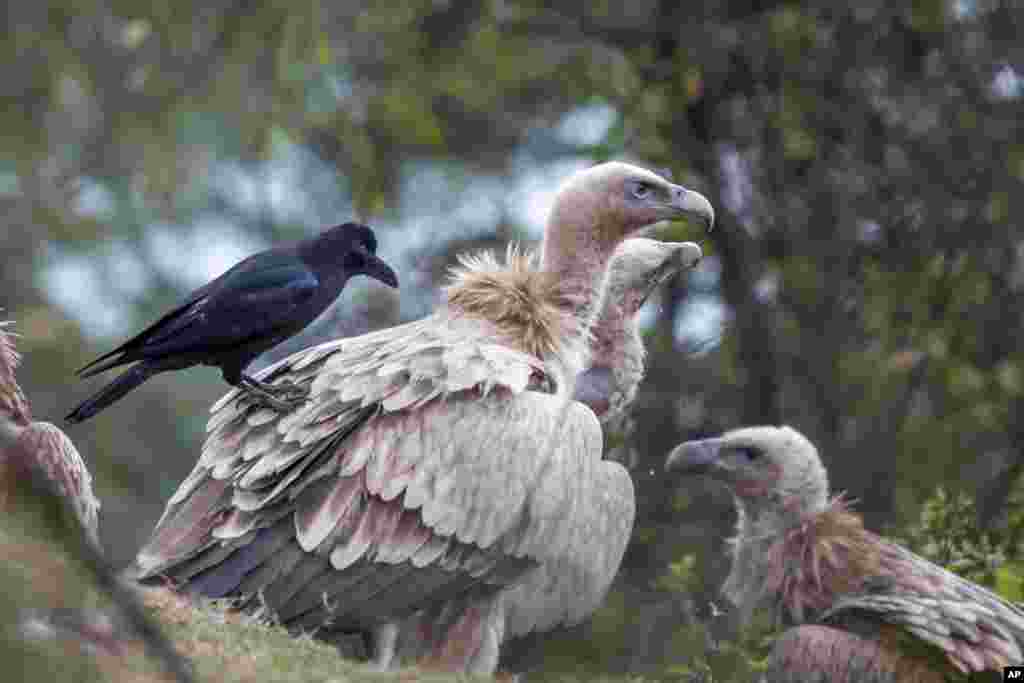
[65,222,398,424]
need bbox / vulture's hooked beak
[665,437,724,474]
[669,241,703,272]
[669,186,715,233]
[361,247,400,288]
[642,242,703,305]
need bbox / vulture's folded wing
[820,539,1024,675]
[500,453,634,637]
[767,623,951,683]
[8,422,101,548]
[132,313,615,634]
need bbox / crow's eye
[345,250,367,268]
[631,182,652,200]
[736,447,761,461]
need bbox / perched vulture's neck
[588,298,641,371]
[541,192,616,318]
[538,196,627,383]
[724,491,876,627]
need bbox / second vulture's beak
[669,185,715,233]
[639,242,703,308]
[669,241,704,272]
[665,438,724,474]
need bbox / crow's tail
[65,363,159,424]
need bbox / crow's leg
[238,374,309,411]
[264,377,307,397]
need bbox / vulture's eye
[736,447,761,461]
[631,182,653,200]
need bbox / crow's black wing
[135,253,320,358]
[77,251,319,376]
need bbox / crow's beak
[363,252,399,288]
[665,438,724,474]
[668,186,715,233]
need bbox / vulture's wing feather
[9,422,101,548]
[133,312,618,635]
[768,623,950,683]
[500,453,634,637]
[820,538,1024,674]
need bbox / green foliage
[899,484,1024,601]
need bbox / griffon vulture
[133,162,714,673]
[389,237,703,671]
[667,426,1024,681]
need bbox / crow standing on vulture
[666,426,1024,681]
[132,161,714,674]
[65,223,398,424]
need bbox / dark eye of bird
[631,182,652,200]
[736,447,761,461]
[346,250,366,268]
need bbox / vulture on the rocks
[666,425,1024,682]
[132,161,714,674]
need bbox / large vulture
[390,237,703,670]
[666,426,1024,681]
[132,161,714,674]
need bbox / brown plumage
[666,425,1024,681]
[0,319,31,426]
[444,247,574,362]
[132,161,713,675]
[0,319,100,546]
[0,317,193,682]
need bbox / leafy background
[2,0,1023,679]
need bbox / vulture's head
[605,238,703,316]
[544,162,714,269]
[666,425,830,521]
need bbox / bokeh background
[3,0,1023,678]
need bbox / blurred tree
[1,0,1022,679]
